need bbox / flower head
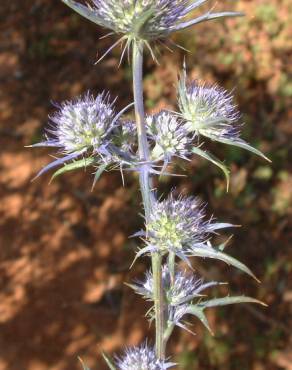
[145,192,228,259]
[62,0,243,56]
[131,265,221,306]
[147,111,190,162]
[116,343,175,370]
[30,92,128,178]
[133,191,258,280]
[130,266,224,334]
[178,71,270,161]
[179,77,240,136]
[49,92,116,153]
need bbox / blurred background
[0,0,291,369]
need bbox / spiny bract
[62,0,243,43]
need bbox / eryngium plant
[30,1,270,368]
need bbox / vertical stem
[132,40,165,359]
[168,251,176,285]
[132,40,152,219]
[152,253,165,359]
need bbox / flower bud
[147,111,190,162]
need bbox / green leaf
[191,146,230,190]
[102,353,117,370]
[190,246,259,282]
[186,296,266,335]
[199,296,267,309]
[51,157,96,180]
[204,134,271,162]
[78,357,91,370]
[186,305,214,335]
[91,163,107,190]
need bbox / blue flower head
[134,191,258,280]
[147,111,190,163]
[178,70,270,161]
[30,92,126,179]
[116,343,175,370]
[61,0,243,60]
[131,265,221,306]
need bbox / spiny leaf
[91,163,108,190]
[102,353,117,370]
[186,305,214,335]
[51,157,96,180]
[191,146,230,190]
[186,296,266,335]
[204,134,271,162]
[199,296,267,308]
[190,246,259,282]
[61,0,103,25]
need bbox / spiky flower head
[116,344,175,370]
[134,192,258,280]
[178,70,270,160]
[147,111,190,162]
[62,0,243,48]
[50,92,116,153]
[131,265,221,306]
[30,92,129,178]
[145,192,230,259]
[130,266,227,334]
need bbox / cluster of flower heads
[115,343,175,370]
[30,72,269,184]
[62,0,242,51]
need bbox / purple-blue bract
[61,0,243,41]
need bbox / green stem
[132,40,165,359]
[168,251,176,285]
[152,253,165,359]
